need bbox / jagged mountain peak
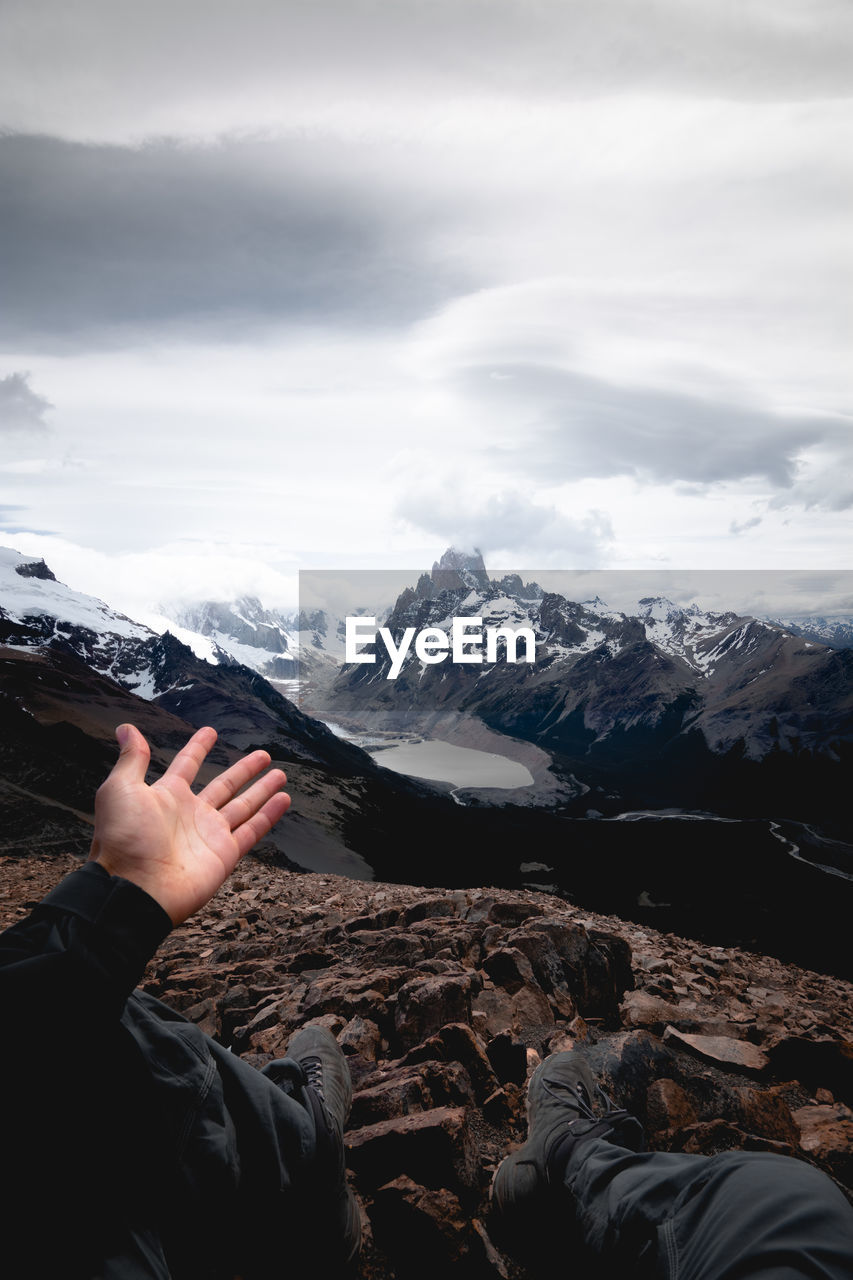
[495,573,543,601]
[762,613,853,650]
[636,596,717,622]
[431,546,490,593]
[432,545,487,573]
[0,545,154,644]
[167,596,292,643]
[13,556,57,582]
[159,595,300,681]
[637,595,685,621]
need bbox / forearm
[0,861,174,1274]
[0,860,172,1028]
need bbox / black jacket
[0,861,314,1279]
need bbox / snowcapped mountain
[430,545,491,593]
[0,548,375,707]
[1,548,299,708]
[760,614,853,650]
[325,552,853,791]
[291,607,353,665]
[0,547,356,762]
[330,578,753,701]
[0,547,176,698]
[635,596,744,672]
[157,597,361,690]
[165,596,300,680]
[5,542,850,830]
[0,545,466,877]
[0,549,145,646]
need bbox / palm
[90,725,290,925]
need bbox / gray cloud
[0,372,52,432]
[769,469,853,512]
[471,364,841,489]
[532,569,853,617]
[730,515,763,535]
[396,485,613,564]
[0,505,28,525]
[0,135,470,347]
[1,0,848,577]
[2,0,852,137]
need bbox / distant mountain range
[2,544,852,975]
[162,596,352,687]
[325,548,853,825]
[165,596,299,679]
[0,547,467,879]
[760,614,853,650]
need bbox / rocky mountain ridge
[0,547,376,771]
[325,555,853,831]
[1,852,850,1280]
[0,547,342,691]
[4,545,853,977]
[332,568,851,763]
[0,547,162,694]
[164,596,368,688]
[763,615,853,650]
[166,595,300,680]
[0,547,481,882]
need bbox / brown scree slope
[1,852,851,1280]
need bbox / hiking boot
[265,1025,362,1267]
[284,1024,353,1142]
[491,1050,644,1231]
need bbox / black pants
[80,1007,325,1280]
[562,1138,853,1280]
[1,862,341,1280]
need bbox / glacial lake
[368,740,534,790]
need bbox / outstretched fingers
[232,790,292,857]
[197,749,274,810]
[217,767,289,832]
[162,726,219,787]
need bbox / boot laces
[543,1075,614,1121]
[300,1054,325,1101]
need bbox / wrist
[91,854,181,926]
[43,862,173,992]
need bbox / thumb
[109,723,151,785]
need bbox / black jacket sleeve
[0,859,172,1033]
[0,863,174,1276]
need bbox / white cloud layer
[0,0,850,614]
[3,0,853,142]
[395,485,614,566]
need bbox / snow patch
[0,547,153,641]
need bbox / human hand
[89,724,291,926]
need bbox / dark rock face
[431,547,490,594]
[14,559,56,581]
[4,855,849,1279]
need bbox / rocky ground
[2,852,851,1279]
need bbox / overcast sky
[1,0,851,619]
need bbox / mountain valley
[1,546,851,977]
